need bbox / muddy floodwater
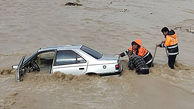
[1,0,194,109]
[0,61,194,109]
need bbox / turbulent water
[1,0,194,108]
[0,61,194,109]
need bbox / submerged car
[13,45,123,81]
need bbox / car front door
[52,50,87,75]
[15,56,25,82]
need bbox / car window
[33,51,55,72]
[55,50,86,66]
[37,52,55,60]
[77,55,86,63]
[36,51,55,66]
[80,45,102,59]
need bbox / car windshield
[81,45,103,59]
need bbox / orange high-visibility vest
[165,34,178,47]
[129,39,152,66]
[129,47,147,56]
[164,33,179,55]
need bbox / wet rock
[65,2,82,6]
[174,26,194,34]
[174,26,182,30]
[120,9,127,12]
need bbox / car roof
[38,44,83,52]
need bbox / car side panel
[52,63,88,75]
[86,63,118,74]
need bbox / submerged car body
[13,45,123,81]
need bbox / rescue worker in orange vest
[119,39,153,67]
[157,27,179,69]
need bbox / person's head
[161,27,169,36]
[132,41,140,50]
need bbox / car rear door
[52,50,87,75]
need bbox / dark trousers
[168,55,177,69]
[147,62,152,68]
[136,69,149,75]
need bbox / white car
[13,45,123,81]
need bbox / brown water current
[0,61,194,109]
[1,0,194,108]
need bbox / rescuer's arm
[156,41,165,47]
[119,49,130,57]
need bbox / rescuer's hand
[156,44,161,47]
[115,54,121,57]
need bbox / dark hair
[131,41,140,46]
[131,41,136,46]
[161,27,169,33]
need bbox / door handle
[79,68,84,70]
